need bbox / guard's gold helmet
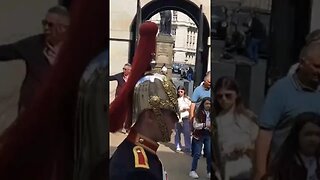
[132,73,178,142]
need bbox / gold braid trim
[149,96,170,142]
[161,76,178,111]
[148,76,178,142]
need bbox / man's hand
[214,171,222,180]
[44,42,62,65]
[189,103,196,120]
[48,24,68,46]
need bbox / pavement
[110,132,210,180]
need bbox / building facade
[109,0,211,101]
[150,11,198,65]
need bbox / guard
[109,21,178,180]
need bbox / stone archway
[129,0,210,86]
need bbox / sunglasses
[216,93,234,100]
[42,20,69,28]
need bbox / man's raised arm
[254,129,273,180]
[0,43,22,61]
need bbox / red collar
[126,130,159,154]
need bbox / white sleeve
[178,98,188,112]
[178,104,184,112]
[193,119,205,130]
[187,98,192,107]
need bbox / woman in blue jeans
[189,97,212,179]
[175,86,192,152]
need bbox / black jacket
[109,72,126,97]
[0,34,50,111]
[249,17,266,39]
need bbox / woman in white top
[213,76,258,180]
[175,86,192,153]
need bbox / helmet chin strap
[152,109,171,142]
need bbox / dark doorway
[129,0,210,86]
[268,0,311,87]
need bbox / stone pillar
[311,0,320,32]
[155,34,174,77]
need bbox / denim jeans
[247,38,261,63]
[175,118,191,151]
[191,135,211,173]
[187,73,192,81]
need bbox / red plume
[109,21,158,132]
[0,0,107,179]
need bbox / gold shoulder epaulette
[133,146,150,169]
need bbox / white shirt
[287,63,299,76]
[205,110,211,130]
[216,112,258,155]
[177,96,191,121]
[123,75,129,82]
[298,153,319,180]
[216,111,258,179]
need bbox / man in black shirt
[109,63,131,97]
[0,6,70,113]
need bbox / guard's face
[299,122,320,156]
[155,109,178,142]
[216,88,237,110]
[164,109,179,130]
